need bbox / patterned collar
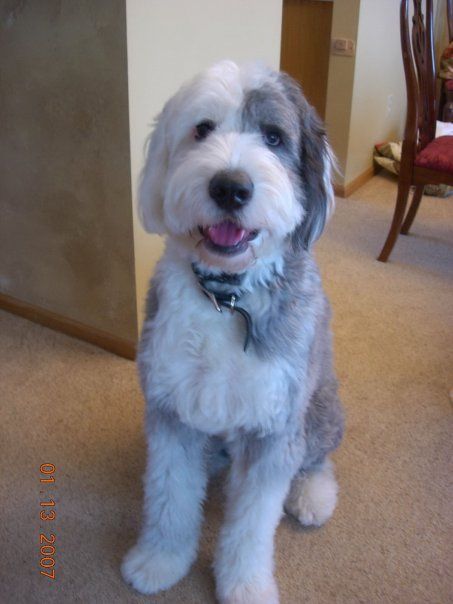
[191,263,252,352]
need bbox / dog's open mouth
[199,222,258,256]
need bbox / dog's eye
[195,120,215,141]
[263,129,282,147]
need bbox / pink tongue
[207,222,246,247]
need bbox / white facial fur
[138,61,305,272]
[165,131,302,239]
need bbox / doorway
[280,0,333,119]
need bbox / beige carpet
[1,173,452,604]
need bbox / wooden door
[281,0,333,119]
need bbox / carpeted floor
[1,173,452,604]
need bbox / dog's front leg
[122,411,208,595]
[215,435,299,604]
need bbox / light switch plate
[331,37,355,57]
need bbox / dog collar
[191,263,252,352]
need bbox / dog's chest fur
[138,254,308,437]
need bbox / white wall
[126,0,283,329]
[324,0,407,189]
[338,0,446,187]
[324,0,361,180]
[345,0,406,185]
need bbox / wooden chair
[378,0,453,262]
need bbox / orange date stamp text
[39,463,56,580]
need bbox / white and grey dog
[122,60,344,604]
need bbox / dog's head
[139,61,334,274]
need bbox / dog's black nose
[208,170,254,211]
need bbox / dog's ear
[293,108,335,251]
[138,106,170,234]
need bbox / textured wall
[0,0,137,341]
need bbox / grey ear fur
[138,107,170,234]
[276,71,335,251]
[293,106,335,251]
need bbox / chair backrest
[401,0,437,153]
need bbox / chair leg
[401,185,424,235]
[377,181,411,262]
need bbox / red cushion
[415,135,453,172]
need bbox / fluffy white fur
[285,459,338,527]
[122,60,342,604]
[139,247,300,437]
[139,62,305,276]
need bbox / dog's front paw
[121,542,192,595]
[218,579,279,604]
[285,461,338,527]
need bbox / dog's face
[139,61,334,273]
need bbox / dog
[121,60,344,604]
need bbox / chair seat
[415,135,453,173]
